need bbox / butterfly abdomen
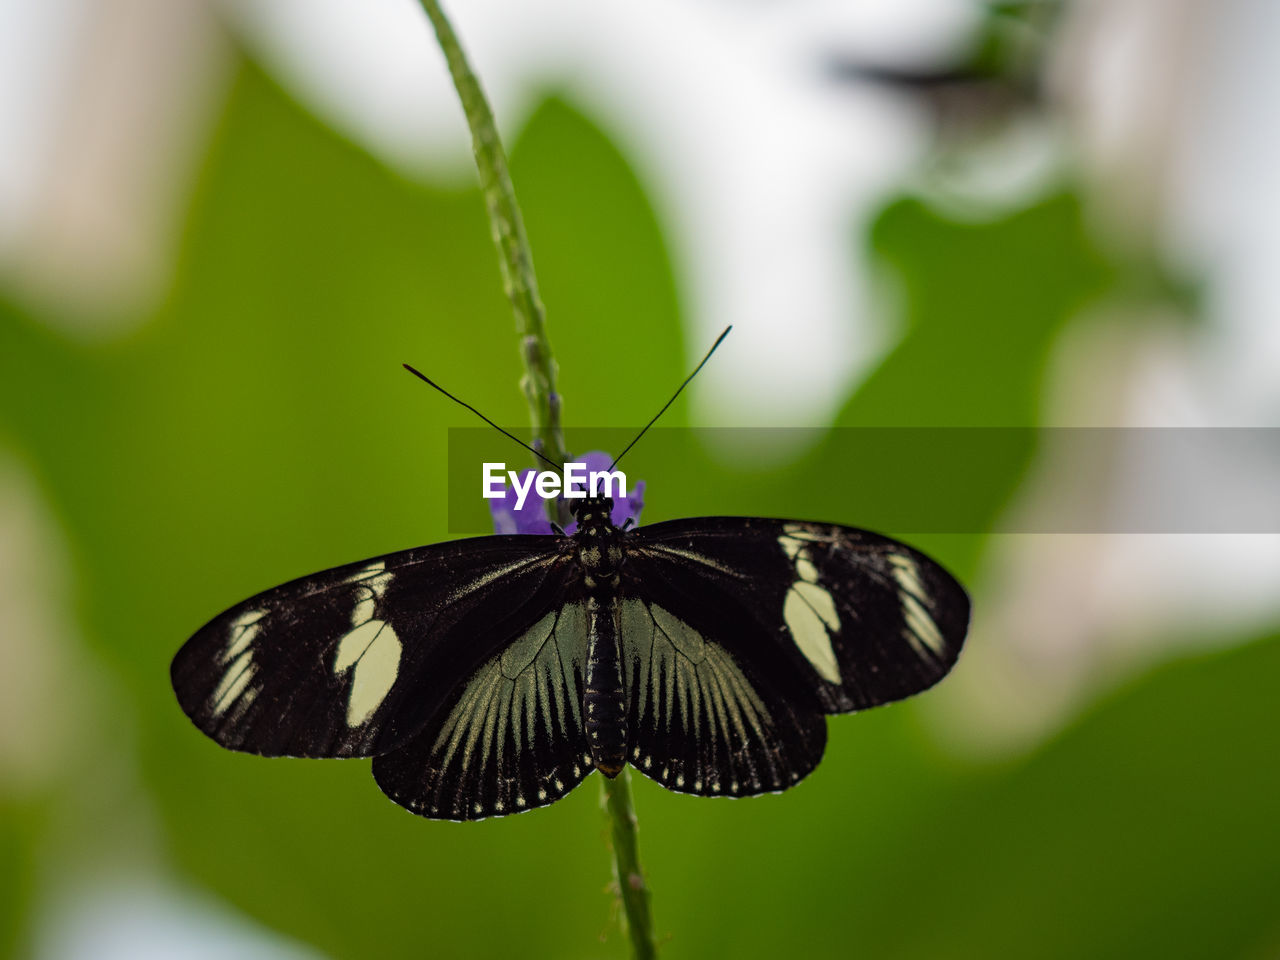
[583,595,627,777]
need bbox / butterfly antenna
[609,325,731,471]
[402,363,562,469]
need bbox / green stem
[416,0,568,478]
[415,3,657,956]
[603,770,657,960]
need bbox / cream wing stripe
[222,609,265,664]
[777,530,843,685]
[782,588,842,684]
[210,651,255,718]
[345,622,402,726]
[889,552,946,657]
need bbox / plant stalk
[603,770,657,960]
[416,3,657,956]
[416,0,568,476]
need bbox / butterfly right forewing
[626,517,970,716]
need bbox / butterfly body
[567,496,629,776]
[582,594,627,777]
[173,495,969,820]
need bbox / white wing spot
[890,553,945,655]
[777,534,805,561]
[333,618,382,674]
[351,594,375,626]
[344,621,401,726]
[782,523,826,538]
[888,553,926,601]
[779,535,843,684]
[538,788,548,801]
[902,594,945,656]
[210,650,255,718]
[331,584,404,728]
[783,587,841,684]
[795,580,838,631]
[778,525,828,558]
[222,609,266,664]
[236,686,259,711]
[795,555,819,583]
[351,561,393,599]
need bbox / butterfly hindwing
[619,597,828,797]
[626,517,970,715]
[171,536,572,759]
[372,601,594,820]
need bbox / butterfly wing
[617,595,828,798]
[171,535,574,759]
[619,517,970,794]
[372,600,595,821]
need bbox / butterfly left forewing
[171,536,572,759]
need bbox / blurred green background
[2,6,1279,959]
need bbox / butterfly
[170,331,971,820]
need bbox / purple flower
[489,466,557,535]
[488,450,645,536]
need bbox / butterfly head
[568,494,615,529]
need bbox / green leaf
[0,55,685,959]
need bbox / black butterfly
[171,334,970,821]
[171,497,969,820]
